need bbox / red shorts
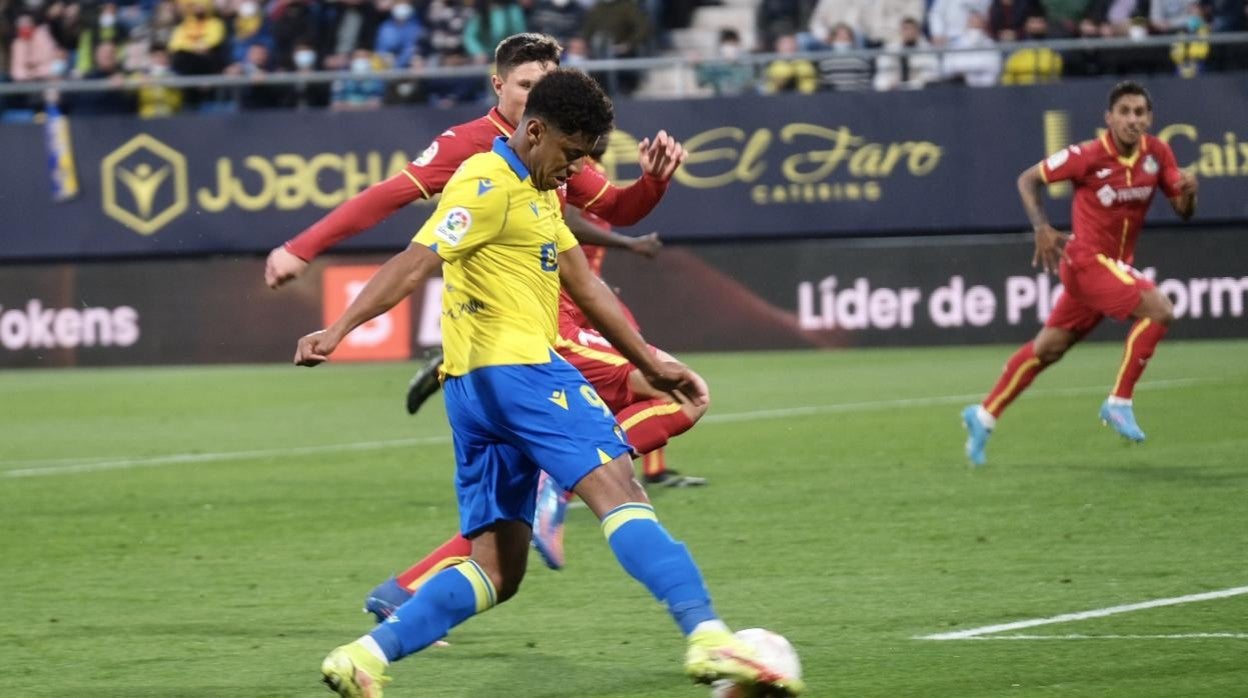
[555,326,653,414]
[1046,252,1154,333]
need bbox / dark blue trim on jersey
[492,137,530,182]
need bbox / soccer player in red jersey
[962,81,1198,466]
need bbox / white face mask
[831,40,852,52]
[550,0,570,7]
[964,27,985,41]
[1128,24,1147,41]
[719,43,740,60]
[392,3,413,20]
[150,63,169,76]
[350,56,372,74]
[238,1,258,17]
[49,58,68,76]
[99,13,117,27]
[294,48,316,68]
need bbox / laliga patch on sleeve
[413,142,439,167]
[435,207,472,245]
[1046,148,1070,170]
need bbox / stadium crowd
[1,0,1245,116]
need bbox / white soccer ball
[709,628,801,698]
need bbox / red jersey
[284,107,670,261]
[1039,132,1183,265]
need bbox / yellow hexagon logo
[101,134,188,236]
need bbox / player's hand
[1031,224,1069,274]
[265,246,309,289]
[294,329,341,367]
[629,232,663,258]
[637,130,688,181]
[643,359,709,408]
[1177,166,1198,196]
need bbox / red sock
[616,399,694,453]
[1111,318,1168,399]
[982,341,1046,418]
[394,534,473,592]
[642,448,667,478]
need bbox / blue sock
[601,503,718,635]
[368,560,497,660]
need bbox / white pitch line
[955,633,1248,640]
[3,436,452,478]
[917,585,1248,640]
[1,377,1208,479]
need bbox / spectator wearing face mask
[229,0,274,66]
[10,13,60,82]
[941,10,1002,86]
[288,40,331,108]
[526,0,588,45]
[169,0,228,74]
[331,48,384,110]
[376,0,425,69]
[695,27,755,96]
[817,22,872,91]
[874,15,940,90]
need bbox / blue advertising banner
[1,75,1246,260]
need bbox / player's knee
[683,396,710,423]
[483,567,524,603]
[1034,343,1068,365]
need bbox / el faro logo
[101,134,188,235]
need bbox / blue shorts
[443,351,632,537]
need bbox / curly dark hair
[524,69,615,142]
[1108,80,1152,111]
[495,33,563,77]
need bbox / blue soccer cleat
[531,471,568,570]
[961,405,992,467]
[1099,400,1145,442]
[363,577,412,623]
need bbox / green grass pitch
[3,340,1246,696]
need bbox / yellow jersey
[413,137,579,376]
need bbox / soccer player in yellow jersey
[296,69,803,697]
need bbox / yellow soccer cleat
[685,629,805,696]
[321,642,392,698]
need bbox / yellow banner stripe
[1113,318,1152,395]
[554,337,630,367]
[454,560,497,612]
[600,503,656,539]
[619,401,682,432]
[400,169,431,199]
[1095,253,1136,286]
[985,357,1042,415]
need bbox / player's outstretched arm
[1018,164,1069,274]
[266,172,427,289]
[295,243,440,366]
[558,247,706,406]
[564,207,663,258]
[568,131,688,227]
